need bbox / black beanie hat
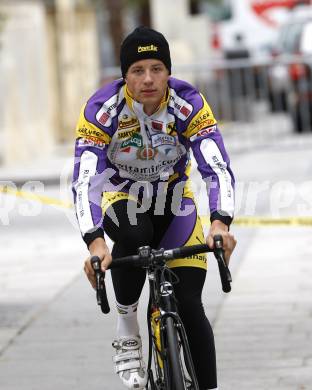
[120,26,171,78]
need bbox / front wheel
[164,317,190,390]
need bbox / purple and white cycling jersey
[72,77,235,242]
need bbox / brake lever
[91,256,110,314]
[213,235,232,293]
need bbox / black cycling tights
[103,199,217,389]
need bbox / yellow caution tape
[1,185,312,226]
[200,215,312,227]
[0,185,73,209]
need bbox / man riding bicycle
[72,26,236,390]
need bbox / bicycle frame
[145,258,199,389]
[90,236,232,390]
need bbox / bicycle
[91,235,232,390]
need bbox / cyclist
[73,26,236,390]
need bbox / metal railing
[101,54,312,152]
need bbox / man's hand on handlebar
[84,237,112,289]
[207,220,237,266]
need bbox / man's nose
[143,70,153,84]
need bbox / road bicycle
[91,235,232,390]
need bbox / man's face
[125,59,169,110]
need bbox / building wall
[150,0,212,83]
[0,0,100,166]
[55,4,100,142]
[0,0,54,165]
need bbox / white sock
[116,300,140,338]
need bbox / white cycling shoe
[112,335,148,389]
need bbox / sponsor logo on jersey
[118,127,140,140]
[151,133,176,148]
[212,155,232,197]
[121,133,143,149]
[190,125,216,142]
[96,98,118,126]
[77,137,106,150]
[189,111,216,131]
[151,120,163,131]
[120,146,131,153]
[136,146,158,160]
[186,254,207,263]
[180,106,191,117]
[172,99,183,112]
[118,117,139,129]
[192,119,216,133]
[169,94,193,120]
[138,44,158,53]
[76,126,110,143]
[98,112,109,125]
[77,190,84,217]
[113,153,183,181]
[167,122,177,136]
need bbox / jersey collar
[124,84,170,118]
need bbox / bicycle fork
[148,271,200,390]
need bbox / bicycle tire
[164,316,187,390]
[148,305,165,390]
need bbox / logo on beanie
[138,44,158,53]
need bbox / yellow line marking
[233,217,312,226]
[200,216,312,227]
[1,186,312,226]
[0,186,73,209]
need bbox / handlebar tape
[108,255,140,269]
[171,244,211,258]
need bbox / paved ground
[214,226,312,390]
[0,223,311,390]
[0,225,250,390]
[1,129,312,389]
